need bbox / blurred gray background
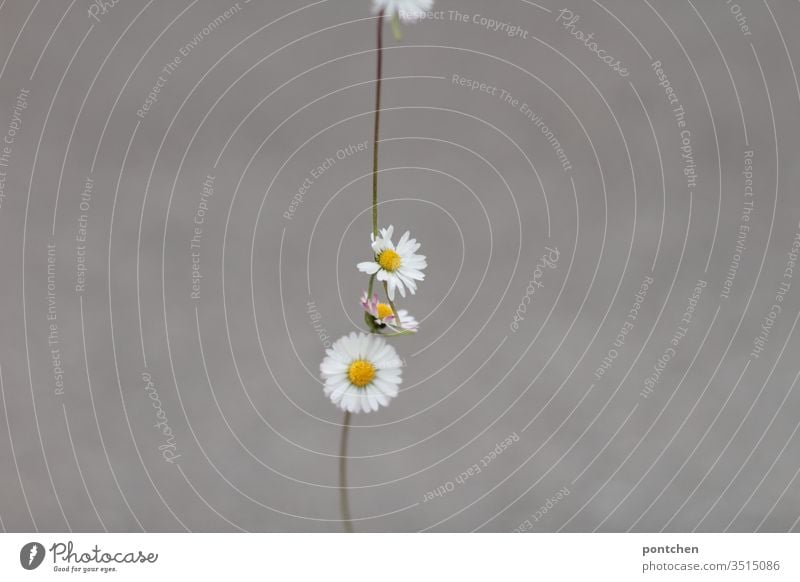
[1,0,800,532]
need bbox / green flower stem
[383,281,403,330]
[371,10,384,238]
[365,273,378,331]
[339,411,354,533]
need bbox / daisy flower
[361,292,419,332]
[320,332,403,413]
[373,0,433,22]
[357,225,427,300]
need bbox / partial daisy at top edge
[372,0,434,22]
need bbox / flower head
[320,332,403,413]
[372,0,433,22]
[357,225,427,300]
[361,292,419,332]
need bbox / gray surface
[0,0,799,532]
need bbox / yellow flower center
[378,249,402,272]
[377,303,395,320]
[348,360,376,388]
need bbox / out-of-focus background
[1,0,799,532]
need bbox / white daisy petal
[396,271,417,292]
[376,365,401,377]
[320,360,348,375]
[357,261,381,275]
[365,338,385,361]
[325,349,348,364]
[343,389,359,413]
[371,388,389,407]
[372,377,400,398]
[376,348,401,364]
[366,389,380,412]
[324,373,350,389]
[371,343,394,362]
[397,230,410,248]
[381,362,403,374]
[403,256,426,268]
[338,334,356,360]
[329,381,350,404]
[399,266,425,279]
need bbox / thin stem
[342,12,390,536]
[339,411,354,533]
[371,10,385,238]
[364,274,379,331]
[383,281,403,330]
